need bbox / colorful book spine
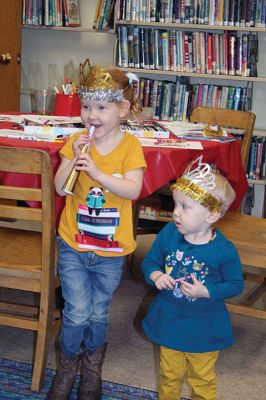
[224,0,229,25]
[127,26,134,67]
[120,25,128,67]
[133,27,140,68]
[162,31,170,70]
[228,34,236,75]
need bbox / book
[65,0,80,26]
[120,119,170,138]
[159,121,235,143]
[171,130,236,142]
[76,234,123,253]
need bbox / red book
[143,79,151,107]
[184,33,190,72]
[207,33,213,74]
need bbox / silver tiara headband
[77,87,125,102]
[77,61,139,102]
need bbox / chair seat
[0,227,42,271]
[215,212,266,269]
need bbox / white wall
[20,0,114,112]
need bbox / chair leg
[31,319,53,391]
[31,293,54,391]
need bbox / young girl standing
[141,157,243,400]
[47,64,146,400]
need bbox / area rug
[0,357,160,399]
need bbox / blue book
[233,87,241,110]
[154,81,163,119]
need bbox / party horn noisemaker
[62,125,95,195]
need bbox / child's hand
[154,273,176,291]
[72,134,91,159]
[75,152,100,180]
[178,274,210,299]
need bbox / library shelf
[118,67,266,83]
[22,25,114,34]
[116,20,266,33]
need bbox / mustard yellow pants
[158,346,219,400]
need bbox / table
[0,135,248,225]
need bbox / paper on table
[22,114,83,125]
[139,138,203,149]
[0,128,66,141]
[0,114,25,124]
[158,121,205,136]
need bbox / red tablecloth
[0,136,248,223]
[0,127,248,225]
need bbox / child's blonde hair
[104,67,142,119]
[207,172,236,216]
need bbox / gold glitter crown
[77,59,124,102]
[171,156,222,213]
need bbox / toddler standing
[141,157,243,400]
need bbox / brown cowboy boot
[47,346,81,400]
[77,343,107,400]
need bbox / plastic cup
[53,93,80,116]
[31,89,55,115]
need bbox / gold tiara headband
[171,156,222,213]
[77,60,138,102]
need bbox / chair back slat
[190,107,256,171]
[0,205,42,221]
[0,186,42,201]
[0,147,42,174]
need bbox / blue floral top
[141,222,243,353]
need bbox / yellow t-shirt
[58,131,147,257]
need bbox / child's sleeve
[141,223,172,285]
[205,242,244,299]
[123,135,147,172]
[59,132,80,160]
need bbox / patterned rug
[0,357,191,399]
[0,358,157,400]
[0,357,159,399]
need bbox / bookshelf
[113,1,266,118]
[112,1,266,218]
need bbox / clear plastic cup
[31,89,55,115]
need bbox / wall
[20,0,114,112]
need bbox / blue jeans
[57,236,124,357]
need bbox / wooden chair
[190,106,256,171]
[190,106,266,320]
[0,146,59,391]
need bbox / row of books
[134,77,250,121]
[93,0,116,29]
[22,0,81,27]
[247,136,266,180]
[117,26,258,77]
[118,0,266,28]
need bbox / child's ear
[207,211,221,224]
[120,100,131,118]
